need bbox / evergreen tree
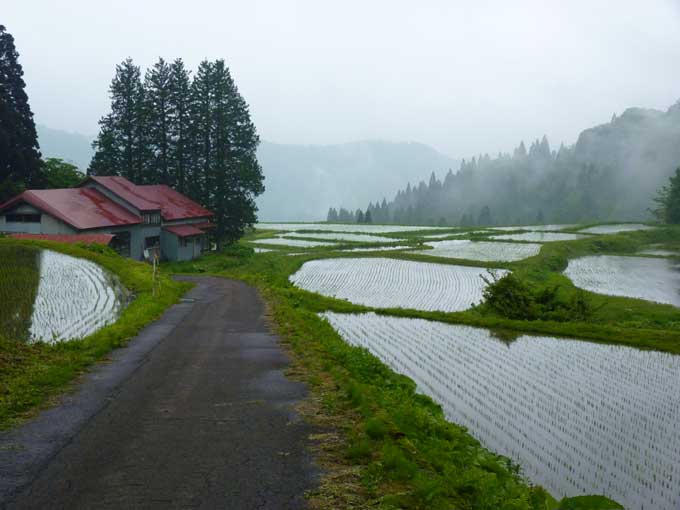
[652,167,680,223]
[188,60,214,204]
[478,205,492,225]
[356,209,364,223]
[145,58,173,184]
[90,58,145,182]
[168,59,191,193]
[364,209,372,224]
[0,25,44,201]
[327,207,339,222]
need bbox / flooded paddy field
[564,255,680,307]
[490,232,589,243]
[252,237,338,248]
[290,257,505,311]
[322,312,680,510]
[256,222,447,234]
[414,239,541,261]
[577,224,655,235]
[339,245,412,252]
[283,232,399,243]
[0,248,127,343]
[489,224,577,232]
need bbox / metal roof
[163,224,205,238]
[0,188,142,230]
[85,176,213,221]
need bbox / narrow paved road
[1,277,317,509]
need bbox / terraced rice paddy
[489,224,576,231]
[577,224,655,235]
[339,245,412,252]
[256,222,446,234]
[290,258,504,311]
[322,312,680,510]
[564,255,680,307]
[252,237,338,248]
[491,232,589,243]
[639,248,677,257]
[284,232,399,243]
[414,239,541,262]
[27,250,126,342]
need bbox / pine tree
[209,60,264,246]
[0,25,44,201]
[652,168,680,224]
[188,60,214,204]
[364,209,372,224]
[145,58,173,184]
[168,59,191,193]
[90,58,146,182]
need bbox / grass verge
[0,238,190,429]
[164,243,632,509]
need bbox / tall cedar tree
[145,58,172,184]
[0,25,44,202]
[90,59,146,182]
[168,59,191,194]
[652,167,680,224]
[90,57,264,246]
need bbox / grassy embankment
[162,225,674,509]
[0,238,190,429]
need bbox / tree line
[328,104,680,227]
[89,57,264,244]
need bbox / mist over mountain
[256,141,459,221]
[346,101,680,226]
[35,126,458,221]
[36,125,94,170]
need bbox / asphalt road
[0,277,317,510]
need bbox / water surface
[322,312,680,510]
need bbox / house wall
[160,229,179,261]
[160,230,205,261]
[0,204,76,235]
[87,224,160,260]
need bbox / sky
[4,0,680,158]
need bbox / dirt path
[0,277,317,509]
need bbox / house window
[143,213,161,225]
[145,236,160,249]
[180,237,191,248]
[6,214,41,223]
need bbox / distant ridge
[36,126,459,222]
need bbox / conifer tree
[168,59,191,193]
[145,58,173,184]
[0,25,44,201]
[90,58,145,182]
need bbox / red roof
[84,176,213,221]
[163,225,205,238]
[9,233,115,245]
[137,185,213,220]
[86,176,160,211]
[0,188,142,230]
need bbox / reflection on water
[565,255,680,307]
[28,250,127,343]
[322,312,680,510]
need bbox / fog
[4,0,680,157]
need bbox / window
[180,238,191,248]
[145,236,160,249]
[6,214,41,223]
[143,213,161,225]
[111,232,131,258]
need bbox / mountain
[36,125,94,170]
[35,125,459,221]
[256,140,459,221]
[355,101,680,226]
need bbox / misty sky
[5,0,680,158]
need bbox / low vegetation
[163,226,671,509]
[0,238,190,429]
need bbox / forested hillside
[333,102,680,226]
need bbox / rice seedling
[322,311,680,510]
[577,224,655,235]
[290,257,506,312]
[413,239,541,262]
[0,245,41,341]
[564,255,680,307]
[491,232,589,243]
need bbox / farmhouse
[0,176,214,261]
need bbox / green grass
[0,245,41,341]
[164,230,660,509]
[0,238,191,429]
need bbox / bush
[481,271,593,322]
